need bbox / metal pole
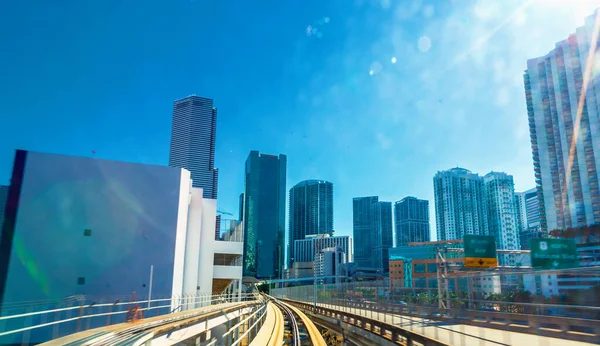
[148,265,154,311]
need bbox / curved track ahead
[272,300,301,346]
[267,296,326,346]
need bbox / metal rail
[3,294,251,342]
[283,298,451,346]
[272,300,300,346]
[46,300,261,346]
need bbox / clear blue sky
[1,0,598,240]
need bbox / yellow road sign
[464,257,498,268]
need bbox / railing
[281,298,450,346]
[272,284,600,344]
[0,293,254,345]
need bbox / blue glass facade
[288,180,333,267]
[352,197,392,270]
[242,151,286,279]
[394,197,430,247]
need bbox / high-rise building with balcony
[168,95,219,199]
[394,197,430,247]
[433,168,488,241]
[288,180,333,266]
[242,151,286,279]
[524,11,600,232]
[484,172,520,265]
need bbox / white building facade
[433,168,488,241]
[484,172,520,265]
[524,10,600,232]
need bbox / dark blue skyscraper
[375,201,393,272]
[353,197,392,270]
[242,151,286,279]
[168,95,218,199]
[353,196,378,268]
[288,180,333,267]
[0,185,8,243]
[394,197,430,247]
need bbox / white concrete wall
[171,170,192,306]
[182,188,203,295]
[213,239,243,255]
[197,198,217,296]
[213,265,242,279]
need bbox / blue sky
[1,0,599,241]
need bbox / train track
[272,299,301,346]
[268,296,326,346]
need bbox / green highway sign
[530,238,578,269]
[464,235,497,268]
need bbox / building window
[414,263,426,273]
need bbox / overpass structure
[1,286,599,345]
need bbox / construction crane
[217,207,233,216]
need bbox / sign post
[530,238,578,269]
[464,235,498,268]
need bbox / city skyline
[1,1,599,242]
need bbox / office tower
[314,246,346,284]
[0,185,7,242]
[352,197,392,270]
[375,201,393,272]
[238,193,244,222]
[433,168,488,241]
[242,151,286,279]
[293,234,352,263]
[353,196,379,268]
[394,197,430,247]
[484,172,520,265]
[524,12,600,232]
[168,95,219,199]
[288,180,333,266]
[516,188,545,249]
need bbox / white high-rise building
[524,10,600,231]
[484,172,520,265]
[515,188,545,249]
[433,168,488,241]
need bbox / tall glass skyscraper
[352,197,392,270]
[375,201,393,272]
[394,197,430,247]
[242,151,286,279]
[524,11,600,232]
[434,168,487,241]
[484,172,520,264]
[168,95,218,199]
[353,196,378,268]
[288,180,333,267]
